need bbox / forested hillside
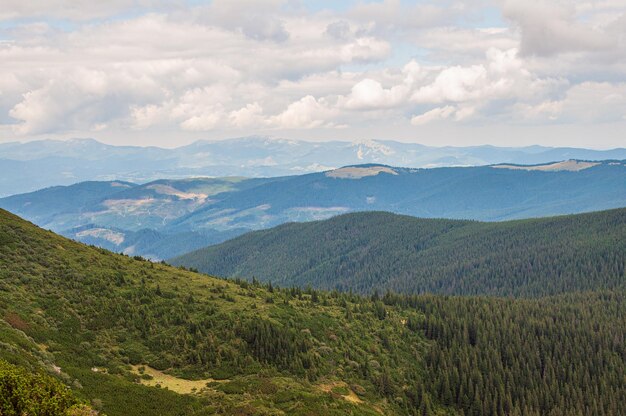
[172,208,626,297]
[386,291,626,416]
[0,209,433,415]
[1,209,625,415]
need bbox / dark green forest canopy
[0,208,625,415]
[172,208,626,297]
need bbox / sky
[0,0,625,148]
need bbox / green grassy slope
[1,209,625,415]
[0,208,432,416]
[172,208,626,296]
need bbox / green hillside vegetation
[1,208,625,415]
[0,209,432,415]
[172,208,626,297]
[0,359,93,415]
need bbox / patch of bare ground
[318,380,364,404]
[492,160,599,172]
[326,166,398,179]
[130,365,227,394]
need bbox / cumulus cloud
[343,78,408,110]
[269,96,338,129]
[0,0,625,146]
[229,103,265,128]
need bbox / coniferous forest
[0,207,625,415]
[172,208,626,297]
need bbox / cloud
[0,0,625,147]
[325,21,352,40]
[340,60,424,110]
[411,105,476,125]
[410,27,518,61]
[195,0,290,42]
[343,78,408,110]
[411,106,456,125]
[0,0,178,21]
[502,0,615,56]
[349,0,457,31]
[9,67,161,134]
[229,103,264,128]
[524,82,626,123]
[412,65,488,103]
[269,95,338,129]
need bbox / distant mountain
[0,177,262,258]
[2,136,625,197]
[172,160,626,233]
[64,224,246,259]
[1,160,625,259]
[171,208,626,297]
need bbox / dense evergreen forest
[0,208,625,415]
[385,292,626,416]
[172,208,626,297]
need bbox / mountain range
[1,159,625,259]
[2,136,626,197]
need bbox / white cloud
[9,67,161,134]
[0,0,177,21]
[343,78,408,110]
[340,60,424,110]
[412,65,488,104]
[411,104,477,125]
[269,95,338,129]
[411,106,456,125]
[229,103,264,128]
[0,0,625,146]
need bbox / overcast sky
[1,0,625,148]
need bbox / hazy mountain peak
[2,137,626,197]
[352,139,396,160]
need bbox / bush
[0,360,89,416]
